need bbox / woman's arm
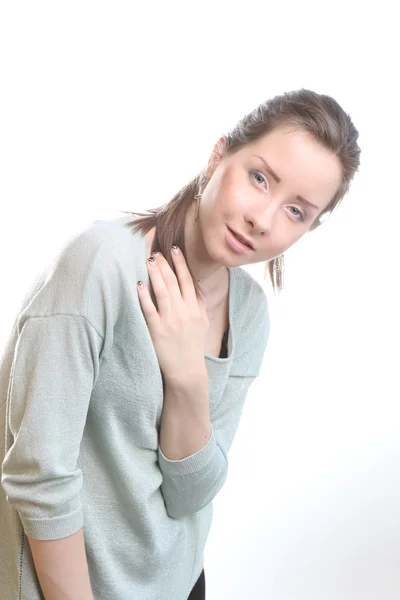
[160,369,211,460]
[28,528,94,600]
[138,250,270,519]
[158,372,257,518]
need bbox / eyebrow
[253,154,320,211]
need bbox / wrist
[163,365,208,392]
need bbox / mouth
[227,227,255,250]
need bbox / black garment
[187,329,228,600]
[219,328,229,359]
[187,570,206,600]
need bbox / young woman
[0,88,360,600]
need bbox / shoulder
[58,213,144,268]
[18,214,144,328]
[230,266,270,376]
[231,266,269,334]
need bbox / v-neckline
[139,230,235,364]
[204,266,234,362]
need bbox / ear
[205,135,227,180]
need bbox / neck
[144,204,227,298]
[183,203,227,295]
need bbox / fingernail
[148,256,156,264]
[171,245,179,254]
[137,280,144,288]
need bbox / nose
[244,202,277,235]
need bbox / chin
[202,239,227,268]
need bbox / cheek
[214,167,248,214]
[282,228,307,252]
[271,221,307,255]
[216,162,240,189]
[204,173,224,208]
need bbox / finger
[146,255,172,316]
[136,280,160,326]
[169,246,198,304]
[151,251,183,305]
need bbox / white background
[1,2,399,599]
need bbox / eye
[288,206,306,222]
[249,169,268,188]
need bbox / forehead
[240,126,343,208]
[245,125,327,159]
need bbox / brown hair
[121,88,361,295]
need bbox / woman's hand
[137,247,209,386]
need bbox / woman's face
[198,125,343,267]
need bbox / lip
[226,226,254,253]
[228,227,255,250]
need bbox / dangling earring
[194,192,201,221]
[194,178,207,221]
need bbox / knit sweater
[0,214,270,600]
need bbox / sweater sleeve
[1,313,104,540]
[158,279,270,519]
[157,368,263,519]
